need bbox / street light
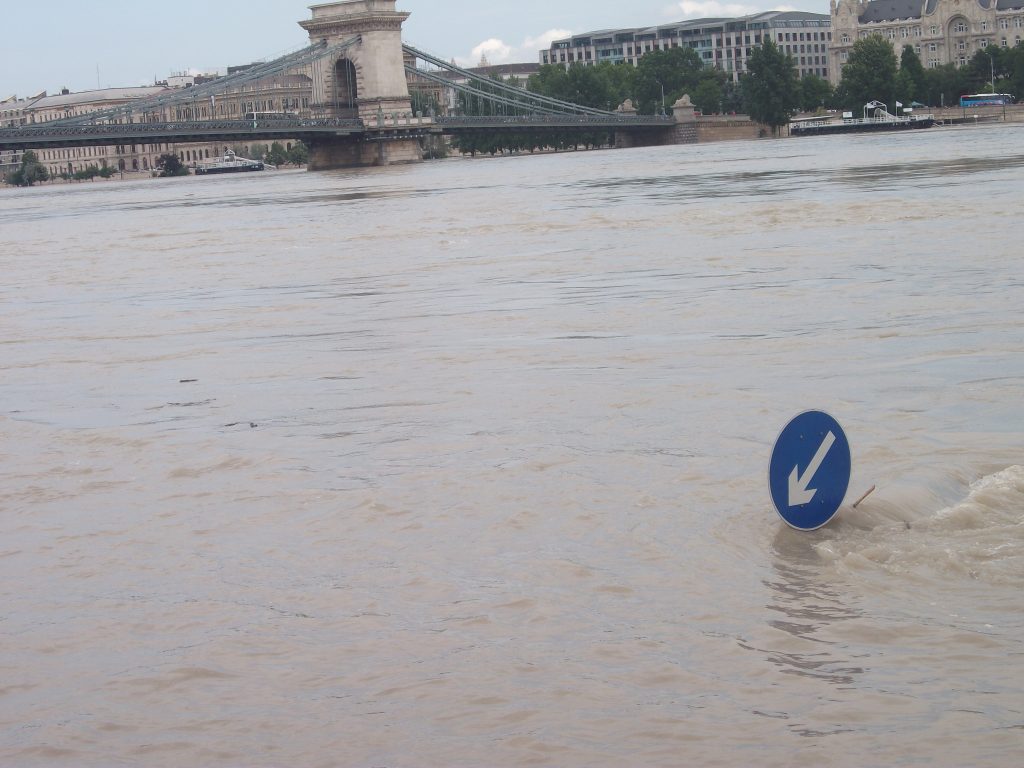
[986,51,996,94]
[655,78,666,115]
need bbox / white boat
[790,100,934,137]
[195,149,264,175]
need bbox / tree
[691,74,723,114]
[837,35,898,112]
[73,165,101,181]
[7,150,49,186]
[528,65,572,103]
[1008,43,1024,101]
[287,141,309,165]
[634,47,704,114]
[156,153,188,177]
[900,45,927,103]
[743,40,800,133]
[798,73,834,113]
[967,45,1008,94]
[923,63,970,108]
[266,141,288,166]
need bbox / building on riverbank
[829,0,1024,85]
[0,71,314,178]
[541,12,832,82]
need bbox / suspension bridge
[0,0,677,170]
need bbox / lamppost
[655,78,665,115]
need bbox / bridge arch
[333,57,361,117]
[300,1,413,123]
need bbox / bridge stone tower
[300,1,422,169]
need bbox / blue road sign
[769,410,851,531]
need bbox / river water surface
[1,126,1022,767]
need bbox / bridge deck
[0,115,676,151]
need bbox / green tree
[743,40,800,132]
[1008,43,1024,101]
[720,79,745,114]
[156,153,188,177]
[837,35,899,112]
[529,61,634,112]
[410,89,440,117]
[527,64,572,102]
[967,45,1008,94]
[894,68,915,109]
[634,47,704,114]
[287,141,309,165]
[923,63,970,108]
[900,45,927,103]
[7,150,50,186]
[73,165,100,181]
[691,74,723,114]
[798,73,834,112]
[266,141,289,166]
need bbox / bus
[959,93,1014,107]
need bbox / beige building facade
[1,73,316,179]
[829,0,1024,84]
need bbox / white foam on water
[816,466,1024,585]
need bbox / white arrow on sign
[788,431,836,507]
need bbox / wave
[814,465,1024,585]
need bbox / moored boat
[790,100,935,137]
[195,149,264,175]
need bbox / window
[929,42,937,52]
[955,22,967,33]
[979,38,988,47]
[958,40,966,50]
[1000,19,1009,29]
[840,51,849,61]
[902,28,909,38]
[841,33,851,43]
[931,25,939,35]
[981,21,989,32]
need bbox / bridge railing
[436,115,676,127]
[0,118,365,140]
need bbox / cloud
[463,38,513,67]
[457,29,573,67]
[523,29,573,51]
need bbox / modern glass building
[540,11,833,82]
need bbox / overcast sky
[1,0,824,98]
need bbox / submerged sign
[769,410,851,531]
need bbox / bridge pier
[300,0,422,170]
[306,135,421,170]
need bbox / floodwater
[1,125,1022,767]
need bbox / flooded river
[2,125,1022,766]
